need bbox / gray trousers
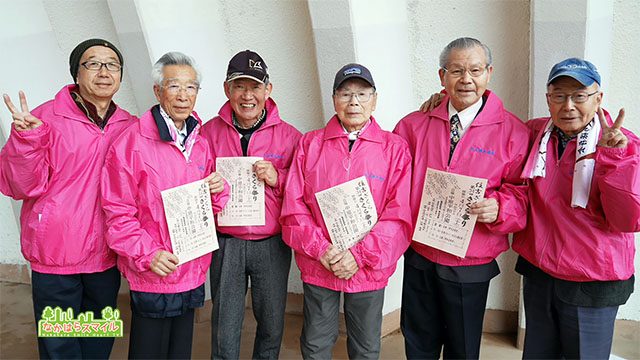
[210,235,291,359]
[301,283,384,360]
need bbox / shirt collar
[340,119,372,140]
[447,97,483,130]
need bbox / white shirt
[447,97,483,137]
[159,106,188,151]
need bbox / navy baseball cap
[333,63,376,92]
[547,58,601,86]
[226,50,269,84]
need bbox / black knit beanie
[69,38,124,82]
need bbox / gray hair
[151,51,202,86]
[439,37,492,68]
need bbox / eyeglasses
[442,66,488,78]
[163,83,200,96]
[334,91,375,103]
[546,90,599,104]
[81,61,122,72]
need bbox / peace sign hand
[3,91,43,132]
[598,107,627,148]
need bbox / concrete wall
[609,0,639,321]
[0,0,637,321]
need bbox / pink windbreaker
[281,116,412,293]
[394,91,530,266]
[101,107,229,293]
[513,111,639,282]
[0,85,135,274]
[201,99,302,239]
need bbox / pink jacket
[101,106,229,293]
[394,91,530,266]
[201,99,302,239]
[281,116,412,293]
[0,85,135,274]
[513,112,639,282]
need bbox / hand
[150,250,179,277]
[253,160,278,187]
[320,245,342,272]
[330,250,359,280]
[597,108,627,148]
[419,92,445,113]
[205,172,225,194]
[3,91,43,132]
[469,197,499,223]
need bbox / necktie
[449,114,462,163]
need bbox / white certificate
[161,179,218,265]
[412,168,487,258]
[216,157,265,226]
[315,176,378,251]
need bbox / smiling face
[153,64,199,126]
[546,76,602,136]
[438,45,493,111]
[332,78,377,132]
[76,46,122,103]
[224,78,272,127]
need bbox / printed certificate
[161,179,218,264]
[315,176,378,251]
[216,157,265,226]
[412,168,487,258]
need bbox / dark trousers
[301,283,384,360]
[401,260,490,360]
[210,235,291,359]
[128,309,195,359]
[522,274,619,359]
[31,267,121,359]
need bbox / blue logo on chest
[264,153,284,160]
[469,146,496,156]
[364,172,385,182]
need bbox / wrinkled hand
[150,250,178,277]
[419,92,445,113]
[253,160,278,187]
[330,250,359,280]
[320,245,342,272]
[597,108,627,148]
[205,172,225,194]
[469,197,499,223]
[3,91,43,131]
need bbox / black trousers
[128,309,195,359]
[31,267,121,359]
[401,259,490,360]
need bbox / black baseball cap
[333,63,375,92]
[226,50,269,84]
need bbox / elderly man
[512,58,639,359]
[101,52,229,359]
[0,38,134,359]
[394,37,530,359]
[200,50,301,359]
[281,63,412,359]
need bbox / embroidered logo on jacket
[469,146,496,156]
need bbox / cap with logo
[547,58,601,86]
[333,63,376,92]
[226,50,269,84]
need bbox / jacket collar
[53,84,131,125]
[140,104,201,141]
[431,90,505,127]
[217,97,282,129]
[323,115,384,144]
